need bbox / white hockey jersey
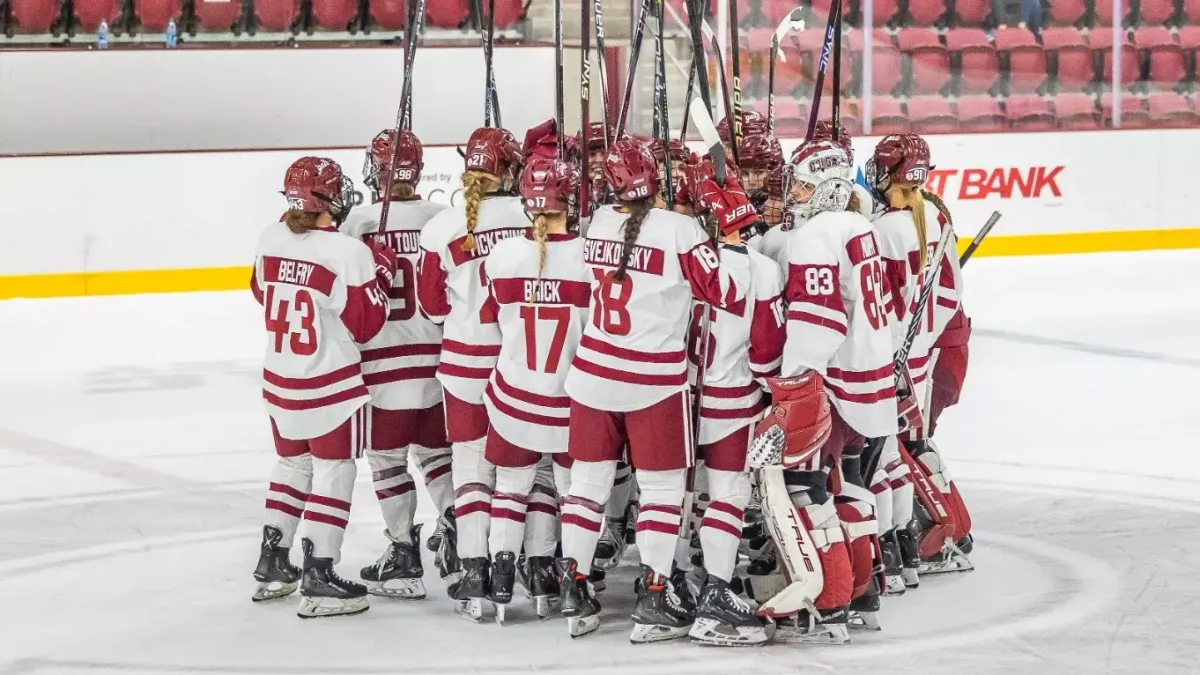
[417,196,530,404]
[781,210,897,438]
[340,199,448,411]
[252,222,389,439]
[481,233,591,453]
[564,205,750,413]
[754,222,789,269]
[689,246,786,445]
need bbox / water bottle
[165,18,177,48]
[97,19,109,49]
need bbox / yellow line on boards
[2,229,1199,300]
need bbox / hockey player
[866,134,973,581]
[417,127,528,621]
[648,137,695,204]
[677,158,784,647]
[251,156,393,618]
[337,130,454,600]
[578,121,611,209]
[482,157,589,623]
[737,133,786,231]
[557,138,753,643]
[746,139,895,644]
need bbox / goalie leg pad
[897,443,956,559]
[914,440,973,541]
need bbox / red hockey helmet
[464,127,523,178]
[738,133,784,172]
[578,121,611,153]
[717,110,769,144]
[364,129,423,194]
[604,137,659,202]
[522,158,580,213]
[283,156,354,220]
[648,137,696,164]
[812,120,854,162]
[865,133,931,199]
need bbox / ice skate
[688,575,769,646]
[426,514,448,553]
[592,516,628,570]
[447,556,488,623]
[555,557,601,638]
[920,537,975,575]
[881,533,906,596]
[525,555,560,619]
[489,551,517,625]
[360,524,426,600]
[296,538,370,619]
[848,578,882,631]
[629,566,693,644]
[434,507,461,580]
[895,520,922,589]
[588,567,606,593]
[251,525,300,602]
[772,605,851,645]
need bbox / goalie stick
[377,0,427,235]
[768,8,805,136]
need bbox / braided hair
[614,197,655,282]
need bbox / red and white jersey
[481,233,591,454]
[417,196,529,404]
[872,202,960,395]
[252,222,388,440]
[340,199,448,411]
[564,205,750,413]
[781,210,897,438]
[753,223,789,269]
[689,246,786,445]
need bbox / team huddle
[248,111,977,647]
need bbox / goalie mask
[364,129,423,201]
[284,156,355,224]
[786,140,855,222]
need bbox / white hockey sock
[410,445,454,518]
[562,459,616,575]
[552,457,572,498]
[523,457,560,557]
[367,448,416,544]
[451,438,495,559]
[636,469,686,579]
[700,468,750,582]
[489,463,536,558]
[605,460,634,519]
[263,454,312,547]
[870,467,894,537]
[302,458,356,562]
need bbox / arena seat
[954,0,989,27]
[9,0,60,32]
[846,30,903,95]
[1089,31,1138,88]
[745,27,774,52]
[1043,27,1094,91]
[1053,92,1101,128]
[956,94,1005,131]
[73,0,122,32]
[908,95,960,132]
[133,0,180,31]
[1135,26,1186,87]
[908,0,946,27]
[994,28,1047,93]
[870,97,908,133]
[482,0,524,30]
[367,0,405,29]
[1005,94,1056,130]
[426,0,467,27]
[1101,92,1150,125]
[255,0,301,31]
[898,27,950,94]
[848,0,899,26]
[1147,91,1199,122]
[1093,0,1120,27]
[311,0,357,29]
[1047,0,1086,26]
[948,28,998,93]
[192,0,244,32]
[1185,0,1200,25]
[1137,0,1176,26]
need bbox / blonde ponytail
[895,185,928,270]
[460,170,500,253]
[532,213,551,281]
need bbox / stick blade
[689,97,726,185]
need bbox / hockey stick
[804,0,840,140]
[830,0,843,137]
[615,0,654,139]
[728,0,744,149]
[768,8,804,136]
[554,0,565,158]
[593,0,611,145]
[482,0,501,127]
[678,57,697,140]
[653,0,675,206]
[377,0,428,235]
[958,210,1002,266]
[700,19,739,166]
[580,0,593,217]
[894,214,955,388]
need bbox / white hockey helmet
[786,140,855,221]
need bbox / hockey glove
[677,157,717,211]
[750,371,833,471]
[697,176,760,237]
[371,242,398,289]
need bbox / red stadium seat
[255,0,301,30]
[1185,0,1200,24]
[1147,91,1199,123]
[908,95,959,132]
[898,28,950,94]
[368,0,406,30]
[311,0,356,29]
[956,94,1005,131]
[1088,31,1137,88]
[134,0,179,31]
[1054,92,1101,128]
[908,0,946,26]
[948,28,998,93]
[1137,0,1175,25]
[870,45,904,95]
[8,0,60,32]
[1135,26,1185,87]
[1047,0,1086,25]
[482,0,523,29]
[192,0,243,31]
[745,27,774,52]
[1005,94,1056,130]
[955,0,989,26]
[426,0,468,27]
[1101,92,1149,126]
[870,97,908,133]
[770,99,807,136]
[73,0,121,31]
[1043,27,1094,91]
[1093,0,1121,27]
[995,27,1047,92]
[1180,25,1200,50]
[848,0,899,26]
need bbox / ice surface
[1,250,1198,675]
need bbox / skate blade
[251,580,298,602]
[772,625,850,645]
[455,598,484,623]
[365,578,427,600]
[590,578,607,594]
[630,621,692,644]
[884,577,907,596]
[848,612,882,632]
[688,618,769,647]
[426,535,443,553]
[920,552,975,576]
[901,568,921,589]
[494,602,508,626]
[296,594,369,618]
[567,615,600,639]
[534,595,556,620]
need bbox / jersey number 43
[264,285,318,356]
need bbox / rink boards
[2,128,1199,298]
